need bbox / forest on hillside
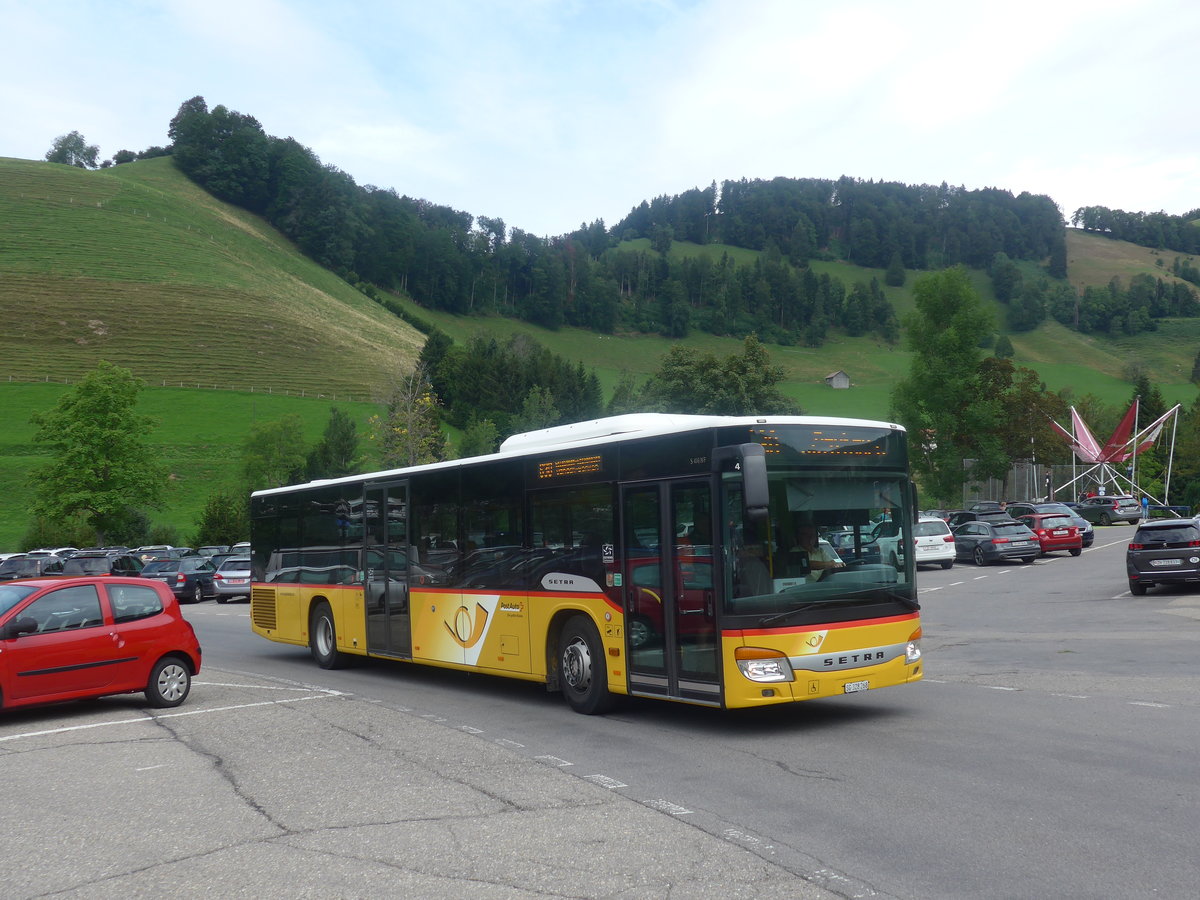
[120,97,1199,349]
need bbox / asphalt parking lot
[0,667,833,899]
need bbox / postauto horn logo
[445,602,489,649]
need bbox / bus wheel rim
[563,636,592,691]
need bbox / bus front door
[364,481,412,658]
[622,480,721,705]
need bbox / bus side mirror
[740,444,769,520]
[712,442,769,520]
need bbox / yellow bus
[249,414,923,713]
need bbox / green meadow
[0,382,382,550]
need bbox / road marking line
[645,798,693,815]
[1129,701,1170,708]
[0,695,332,743]
[195,681,339,693]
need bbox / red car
[0,577,201,712]
[1016,513,1083,557]
[626,554,713,649]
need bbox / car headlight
[734,647,795,682]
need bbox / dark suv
[1126,518,1200,595]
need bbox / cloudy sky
[2,0,1196,237]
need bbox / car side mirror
[2,616,39,639]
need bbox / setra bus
[249,413,923,713]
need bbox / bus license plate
[844,680,869,694]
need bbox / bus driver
[796,524,844,582]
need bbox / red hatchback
[1016,513,1083,558]
[0,577,201,712]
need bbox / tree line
[158,97,905,348]
[1071,205,1200,256]
[987,251,1199,336]
[616,176,1068,274]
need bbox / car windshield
[217,558,250,572]
[915,521,949,536]
[1040,516,1073,528]
[0,584,38,616]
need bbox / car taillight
[1036,529,1047,536]
[943,535,955,543]
[1129,543,1144,550]
[213,572,223,582]
[992,538,1009,544]
[1189,540,1200,548]
[176,573,186,584]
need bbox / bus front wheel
[310,601,350,669]
[558,615,615,715]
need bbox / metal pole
[1164,406,1179,507]
[1131,396,1139,499]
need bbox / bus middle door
[621,480,721,705]
[364,481,411,658]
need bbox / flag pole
[1131,396,1139,499]
[1164,406,1178,507]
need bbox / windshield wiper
[756,587,918,628]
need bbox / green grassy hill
[0,156,423,394]
[0,156,1195,548]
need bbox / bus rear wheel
[558,615,614,715]
[310,601,350,669]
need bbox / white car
[876,516,956,569]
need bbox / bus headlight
[906,627,923,664]
[735,647,795,683]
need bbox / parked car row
[919,500,1091,568]
[0,546,252,604]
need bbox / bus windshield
[722,468,913,619]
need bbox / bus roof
[251,413,904,498]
